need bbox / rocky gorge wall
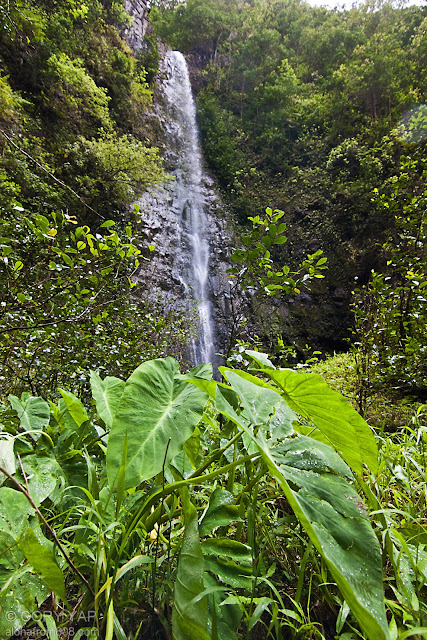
[122,2,233,367]
[123,0,150,51]
[135,54,232,367]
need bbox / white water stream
[162,50,214,365]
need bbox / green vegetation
[152,0,427,355]
[0,0,426,638]
[0,0,192,396]
[2,353,425,640]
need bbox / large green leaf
[0,487,34,539]
[18,527,66,600]
[256,434,389,640]
[0,489,50,636]
[221,369,282,426]
[59,389,89,429]
[265,369,378,474]
[20,456,63,506]
[199,489,242,537]
[172,490,210,640]
[8,394,50,438]
[244,350,275,369]
[0,568,49,637]
[106,358,208,489]
[90,371,125,429]
[221,369,296,440]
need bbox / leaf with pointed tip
[8,395,50,438]
[265,369,378,474]
[20,456,63,506]
[18,528,66,600]
[245,350,275,369]
[90,371,125,429]
[106,358,208,489]
[255,433,389,640]
[180,362,213,381]
[59,389,89,429]
[172,490,210,640]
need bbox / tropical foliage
[0,1,426,638]
[2,353,424,639]
[152,0,427,358]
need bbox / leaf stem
[0,465,94,596]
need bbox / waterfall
[146,50,215,365]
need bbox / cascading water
[151,50,215,365]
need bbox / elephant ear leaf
[106,358,208,489]
[265,369,378,475]
[90,371,125,429]
[172,489,210,640]
[8,394,50,439]
[256,434,389,640]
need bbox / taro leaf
[171,449,195,479]
[59,389,89,429]
[221,370,282,426]
[0,437,15,484]
[244,350,275,369]
[0,487,34,539]
[20,456,63,506]
[180,362,213,381]
[199,489,242,537]
[204,556,253,589]
[268,399,295,441]
[90,371,125,429]
[172,489,210,640]
[0,488,34,575]
[201,538,251,562]
[265,369,378,474]
[18,527,66,600]
[0,568,49,637]
[183,425,201,470]
[8,394,50,439]
[107,358,208,489]
[256,434,389,640]
[277,436,353,480]
[203,572,241,640]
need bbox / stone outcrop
[121,2,233,367]
[135,50,232,368]
[123,0,151,51]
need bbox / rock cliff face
[122,4,232,367]
[135,52,232,368]
[123,0,150,51]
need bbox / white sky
[306,0,426,8]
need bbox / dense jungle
[0,0,426,639]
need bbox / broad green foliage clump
[352,156,427,410]
[152,0,427,353]
[227,207,328,356]
[0,0,163,219]
[0,352,417,639]
[0,0,186,396]
[0,188,192,397]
